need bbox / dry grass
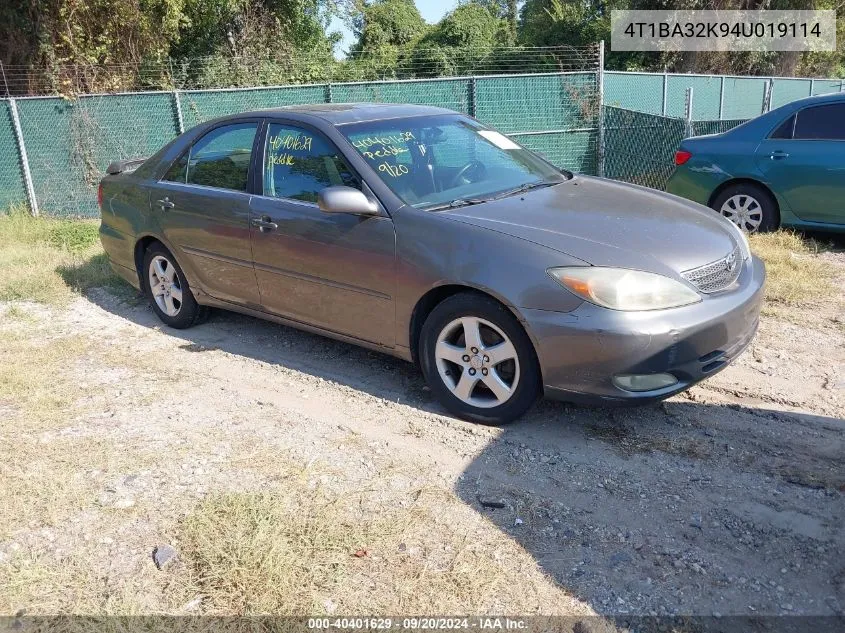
[0,205,119,304]
[178,470,577,616]
[749,231,839,308]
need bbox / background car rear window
[263,124,358,202]
[793,104,845,141]
[164,123,257,191]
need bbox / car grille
[682,246,742,293]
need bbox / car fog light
[613,373,679,392]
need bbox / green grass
[749,230,839,308]
[0,204,121,303]
[178,481,576,616]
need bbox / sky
[329,0,461,57]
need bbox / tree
[349,0,428,55]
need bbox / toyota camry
[99,103,764,424]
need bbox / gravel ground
[1,257,844,617]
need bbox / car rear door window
[793,104,845,141]
[164,122,258,191]
[263,123,359,203]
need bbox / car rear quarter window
[164,122,258,191]
[769,114,795,140]
[263,123,359,203]
[793,103,845,141]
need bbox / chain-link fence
[0,45,841,217]
[604,106,750,191]
[3,46,602,217]
[606,71,844,120]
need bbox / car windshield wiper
[490,179,560,201]
[422,197,489,212]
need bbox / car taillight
[97,181,104,208]
[674,150,692,165]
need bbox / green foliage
[351,0,428,54]
[0,0,341,93]
[424,4,502,50]
[518,0,844,77]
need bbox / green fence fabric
[332,78,470,114]
[605,108,749,191]
[514,131,596,174]
[0,70,840,217]
[666,74,722,119]
[812,79,843,95]
[474,73,597,133]
[0,102,27,211]
[605,72,664,115]
[771,79,813,109]
[690,119,748,136]
[603,106,686,191]
[182,85,329,129]
[16,93,179,216]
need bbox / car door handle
[156,197,175,210]
[770,151,789,160]
[251,216,278,232]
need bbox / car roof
[208,102,459,127]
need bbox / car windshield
[340,114,570,209]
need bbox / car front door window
[263,123,359,202]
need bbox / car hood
[444,176,738,276]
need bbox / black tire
[710,183,779,233]
[419,292,541,425]
[142,243,207,329]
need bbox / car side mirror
[317,186,380,215]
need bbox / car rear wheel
[419,293,541,425]
[142,244,207,329]
[711,183,778,234]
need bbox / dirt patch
[0,245,843,618]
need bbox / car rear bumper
[523,255,765,405]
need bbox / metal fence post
[326,82,333,103]
[809,78,815,96]
[661,68,668,116]
[762,78,774,113]
[684,87,694,138]
[8,98,39,216]
[839,79,844,93]
[0,62,9,98]
[468,76,477,118]
[718,76,725,120]
[596,40,606,178]
[172,90,185,135]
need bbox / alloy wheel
[148,255,183,317]
[434,316,520,408]
[719,194,763,233]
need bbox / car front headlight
[548,267,701,311]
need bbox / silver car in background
[99,104,765,424]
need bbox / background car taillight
[97,181,104,208]
[674,150,692,165]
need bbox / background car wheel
[711,183,778,234]
[142,243,207,329]
[420,292,541,425]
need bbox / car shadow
[83,286,845,621]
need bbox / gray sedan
[99,104,764,424]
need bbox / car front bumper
[523,255,765,405]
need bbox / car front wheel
[420,293,541,425]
